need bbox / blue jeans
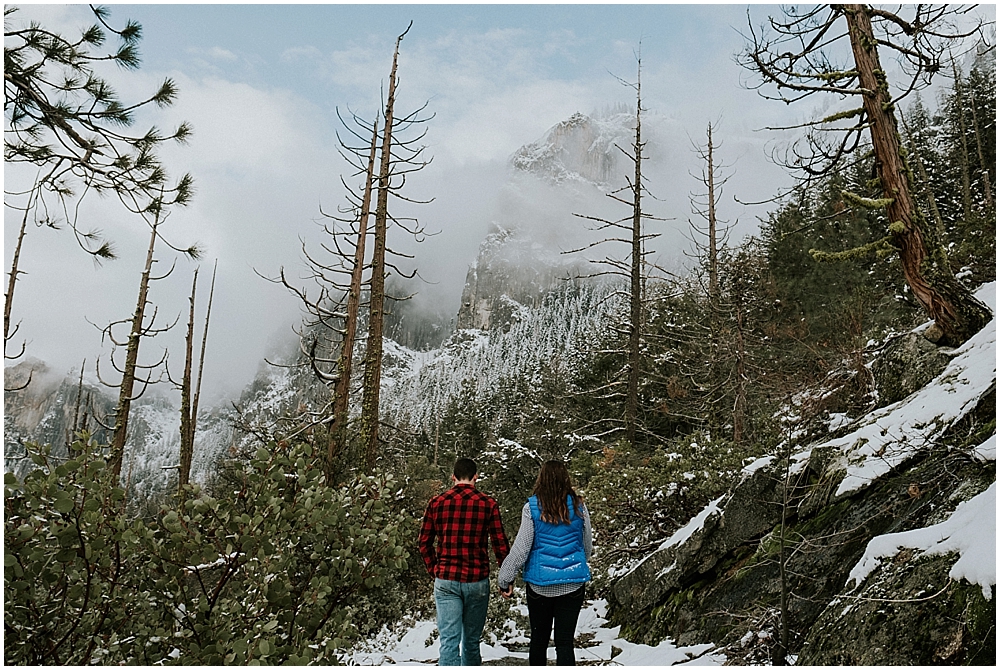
[434,578,490,665]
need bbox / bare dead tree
[331,116,378,467]
[360,21,434,471]
[263,109,379,479]
[188,260,216,472]
[686,122,736,308]
[96,203,201,485]
[564,54,666,446]
[266,23,431,476]
[169,259,216,491]
[741,4,992,346]
[176,268,198,488]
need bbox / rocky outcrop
[607,301,997,665]
[871,328,952,406]
[4,360,114,474]
[610,461,785,617]
[510,112,632,186]
[799,551,995,665]
[455,226,585,332]
[4,359,235,495]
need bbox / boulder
[610,458,785,620]
[798,553,995,665]
[871,331,951,406]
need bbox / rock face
[4,360,114,475]
[799,551,995,665]
[611,464,784,617]
[4,359,236,495]
[607,310,997,665]
[456,111,631,333]
[510,111,632,186]
[871,329,952,406]
[456,226,583,332]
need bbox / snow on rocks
[620,495,725,580]
[849,482,996,600]
[811,282,995,496]
[972,433,996,462]
[740,455,775,479]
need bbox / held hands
[498,584,513,599]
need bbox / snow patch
[972,434,996,462]
[829,284,995,495]
[849,483,996,599]
[344,599,724,666]
[619,495,726,579]
[741,455,774,478]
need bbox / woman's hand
[499,585,513,599]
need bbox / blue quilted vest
[523,495,591,586]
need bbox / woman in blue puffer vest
[498,460,592,666]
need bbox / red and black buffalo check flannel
[418,483,510,582]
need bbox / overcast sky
[4,3,992,403]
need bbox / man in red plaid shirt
[419,458,510,665]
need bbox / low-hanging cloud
[17,3,932,408]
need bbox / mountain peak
[510,110,634,186]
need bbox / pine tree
[742,4,991,346]
[4,6,192,364]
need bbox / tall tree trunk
[177,261,215,491]
[361,26,408,471]
[178,269,198,491]
[706,124,720,306]
[109,218,160,483]
[842,5,990,346]
[330,119,378,475]
[968,88,994,211]
[5,198,32,360]
[189,260,216,470]
[950,61,973,222]
[626,64,643,447]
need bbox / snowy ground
[344,599,725,666]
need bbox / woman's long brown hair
[531,460,582,524]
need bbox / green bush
[5,436,145,664]
[4,436,411,665]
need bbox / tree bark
[842,5,990,346]
[361,27,407,471]
[5,199,32,359]
[706,124,720,306]
[190,259,216,459]
[109,219,159,483]
[178,269,198,491]
[626,65,643,447]
[330,119,378,475]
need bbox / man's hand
[499,585,513,599]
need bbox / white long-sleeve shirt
[497,501,593,597]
